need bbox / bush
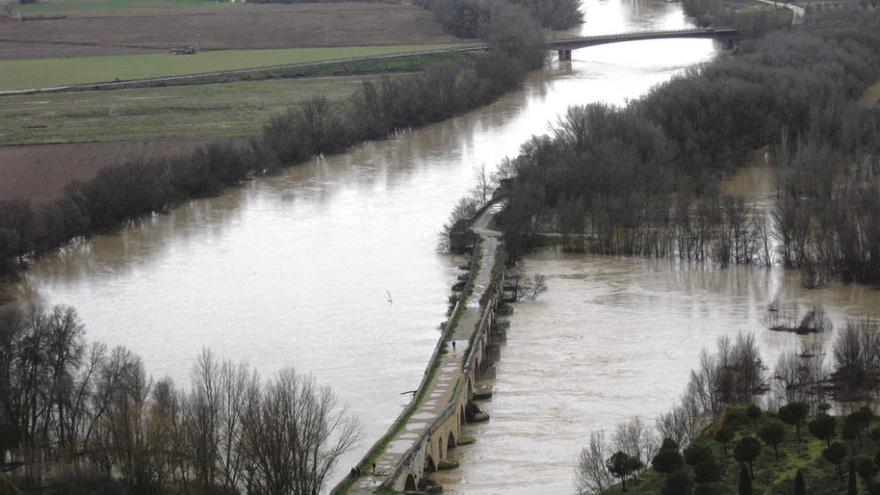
[653,448,685,474]
[665,470,693,495]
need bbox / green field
[0,44,459,91]
[0,74,408,144]
[11,0,235,14]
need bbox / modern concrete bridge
[548,27,740,60]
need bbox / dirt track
[0,3,457,59]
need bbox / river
[10,0,774,491]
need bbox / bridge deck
[547,27,738,50]
[345,207,500,494]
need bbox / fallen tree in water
[763,299,833,334]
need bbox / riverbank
[0,74,408,203]
[0,139,228,203]
[0,21,540,274]
[597,404,880,495]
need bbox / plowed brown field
[0,3,457,59]
[0,139,220,203]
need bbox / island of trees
[497,11,880,287]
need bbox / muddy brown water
[12,0,868,492]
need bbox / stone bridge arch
[405,474,417,491]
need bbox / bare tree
[773,343,829,410]
[526,274,548,300]
[148,378,183,490]
[186,348,222,491]
[45,306,85,453]
[241,368,361,495]
[613,416,657,474]
[656,403,695,448]
[576,431,613,494]
[832,318,880,397]
[217,358,250,490]
[472,163,494,206]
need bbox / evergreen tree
[794,469,805,495]
[850,460,858,495]
[747,404,762,427]
[735,436,762,479]
[739,464,753,495]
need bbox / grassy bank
[0,74,410,145]
[0,44,463,91]
[600,405,880,495]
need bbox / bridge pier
[721,35,737,50]
[557,49,572,62]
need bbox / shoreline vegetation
[0,304,363,495]
[496,11,880,286]
[577,318,880,494]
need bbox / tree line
[682,0,793,36]
[246,0,584,27]
[0,304,360,494]
[419,0,581,35]
[497,11,880,285]
[0,7,548,280]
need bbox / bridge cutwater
[335,202,508,494]
[547,27,740,61]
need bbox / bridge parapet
[547,27,739,52]
[334,202,505,495]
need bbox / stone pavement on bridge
[347,204,501,494]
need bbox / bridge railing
[330,283,465,495]
[547,27,738,46]
[381,244,505,491]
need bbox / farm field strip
[0,44,464,91]
[0,74,404,144]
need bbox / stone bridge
[547,27,740,60]
[334,202,505,494]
